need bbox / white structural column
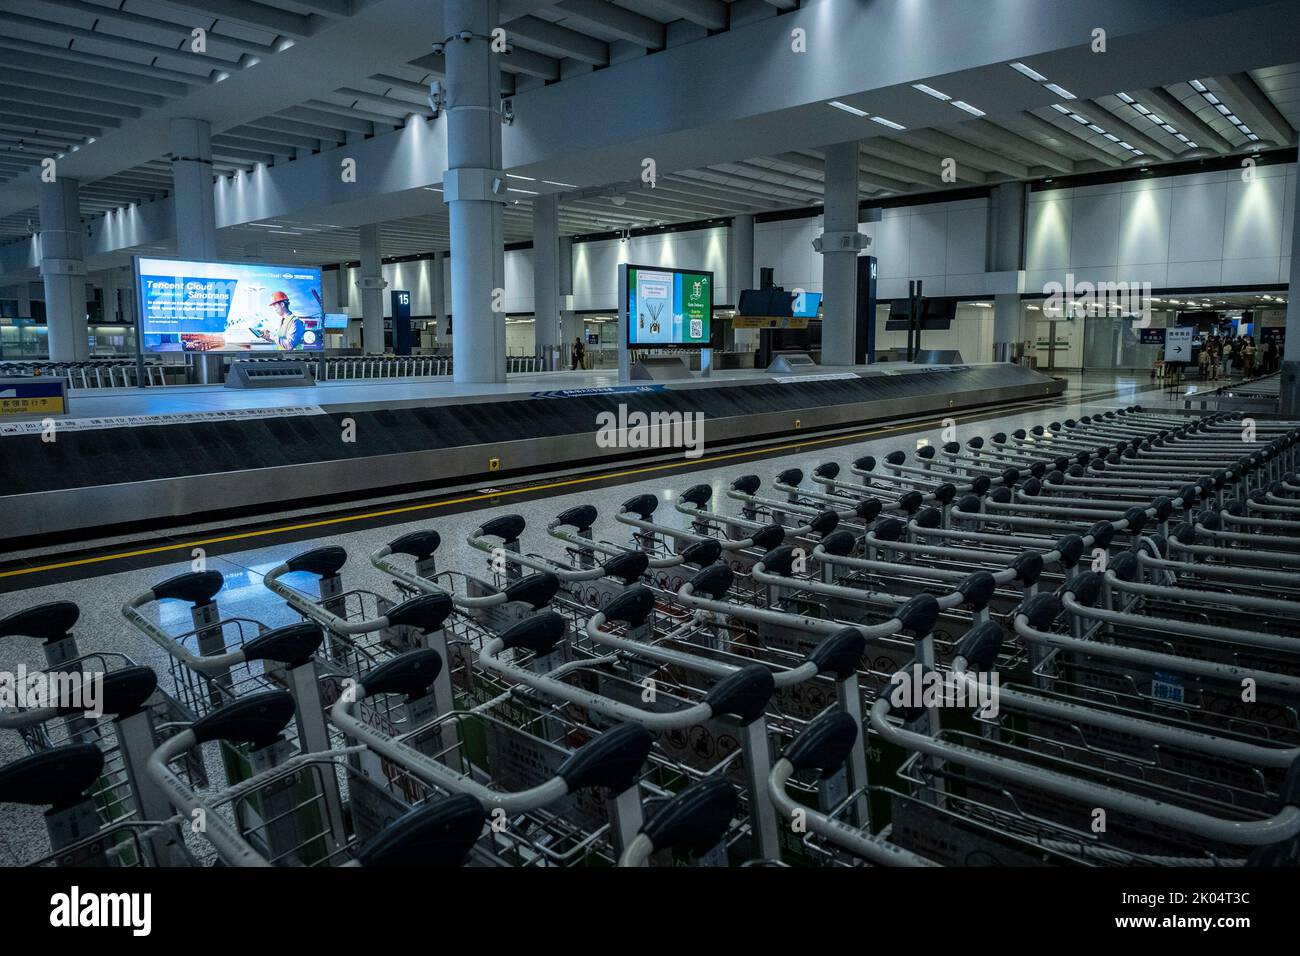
[1283,180,1300,415]
[818,142,862,367]
[15,282,32,319]
[444,0,507,384]
[431,251,446,341]
[990,181,1026,362]
[39,178,89,362]
[729,214,754,351]
[170,118,218,261]
[358,223,387,354]
[99,268,119,325]
[533,193,561,365]
[558,235,576,348]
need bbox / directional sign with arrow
[1164,327,1194,363]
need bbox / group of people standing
[1196,333,1279,381]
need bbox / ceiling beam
[150,0,318,38]
[899,129,1028,178]
[1070,100,1176,160]
[0,66,167,108]
[507,16,608,65]
[637,0,728,31]
[1016,112,1125,168]
[1140,87,1233,152]
[547,0,665,49]
[1215,72,1296,146]
[0,37,205,89]
[9,0,274,57]
[0,84,142,120]
[0,11,239,72]
[500,47,561,82]
[959,119,1076,173]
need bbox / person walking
[1263,339,1279,375]
[1197,342,1210,380]
[1242,338,1257,378]
[571,335,586,371]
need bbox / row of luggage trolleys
[2,404,1300,867]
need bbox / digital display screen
[627,265,712,348]
[792,291,821,318]
[135,256,324,352]
[323,312,349,329]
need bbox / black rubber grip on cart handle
[819,529,857,557]
[855,497,883,521]
[1010,551,1045,586]
[944,441,961,454]
[0,744,104,810]
[957,570,997,611]
[356,794,485,868]
[884,450,907,466]
[478,514,526,544]
[386,592,455,633]
[680,539,722,567]
[1068,572,1103,608]
[1021,478,1042,497]
[814,462,840,479]
[916,444,937,460]
[56,665,157,720]
[1012,428,1027,440]
[243,622,325,668]
[731,475,761,495]
[957,620,1004,671]
[855,454,878,471]
[640,778,739,857]
[915,507,942,529]
[872,517,906,542]
[1000,468,1020,487]
[621,493,659,519]
[554,505,598,533]
[190,691,295,747]
[1179,484,1201,506]
[808,628,867,680]
[1021,593,1063,630]
[603,585,656,628]
[151,569,224,607]
[689,564,734,599]
[894,594,941,637]
[897,491,924,515]
[931,483,957,506]
[679,483,713,507]
[499,612,566,656]
[602,551,649,584]
[808,509,839,537]
[1276,756,1300,811]
[360,649,443,699]
[285,546,347,579]
[1108,552,1140,582]
[1223,498,1246,516]
[1168,521,1196,545]
[704,664,775,723]
[0,601,80,642]
[965,437,984,450]
[783,710,858,779]
[989,487,1012,504]
[558,723,653,795]
[1088,521,1116,549]
[502,572,561,609]
[955,494,982,515]
[1122,507,1149,535]
[1054,534,1085,569]
[748,523,786,552]
[991,432,1008,445]
[1197,510,1222,532]
[776,467,803,487]
[759,545,797,576]
[388,530,441,560]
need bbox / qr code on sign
[690,319,703,339]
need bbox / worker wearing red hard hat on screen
[259,290,307,351]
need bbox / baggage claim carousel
[0,363,1063,543]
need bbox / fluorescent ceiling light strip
[508,187,538,194]
[1116,92,1135,104]
[1190,79,1208,92]
[829,100,868,117]
[1044,83,1076,100]
[1009,62,1048,82]
[542,180,577,188]
[870,115,906,130]
[951,100,985,117]
[1051,104,1070,114]
[507,174,536,181]
[913,84,950,100]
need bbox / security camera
[458,31,473,42]
[432,42,444,55]
[428,80,445,115]
[500,97,514,125]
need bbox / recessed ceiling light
[1044,83,1076,100]
[870,115,906,130]
[1116,92,1135,104]
[829,100,868,117]
[1189,79,1208,92]
[951,100,986,117]
[1010,62,1048,82]
[542,179,577,188]
[913,84,951,101]
[507,174,536,181]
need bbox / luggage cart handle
[869,694,1300,847]
[767,712,936,867]
[0,665,158,730]
[619,778,739,867]
[0,601,79,642]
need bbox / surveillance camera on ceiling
[611,195,627,206]
[428,80,445,115]
[432,42,444,56]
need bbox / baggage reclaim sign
[0,377,67,417]
[0,404,325,436]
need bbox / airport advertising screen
[626,265,712,348]
[135,256,325,352]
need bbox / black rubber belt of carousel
[0,365,1050,495]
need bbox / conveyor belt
[0,363,1062,541]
